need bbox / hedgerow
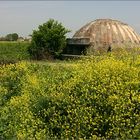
[1,52,140,139]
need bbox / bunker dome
[64,19,140,55]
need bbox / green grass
[0,41,30,64]
[30,59,77,67]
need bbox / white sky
[0,1,140,37]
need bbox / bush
[1,52,140,139]
[29,19,70,60]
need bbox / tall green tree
[29,19,70,59]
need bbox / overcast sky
[0,1,140,37]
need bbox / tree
[29,19,70,59]
[5,34,12,41]
[12,33,19,41]
[5,33,19,41]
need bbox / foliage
[0,41,30,64]
[5,33,19,41]
[29,19,70,60]
[1,52,140,139]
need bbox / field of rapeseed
[1,52,140,139]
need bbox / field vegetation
[1,18,140,139]
[1,51,140,139]
[0,41,30,64]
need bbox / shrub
[29,19,70,60]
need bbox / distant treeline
[0,33,31,42]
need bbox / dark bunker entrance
[64,44,88,55]
[63,38,90,56]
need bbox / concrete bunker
[63,19,140,56]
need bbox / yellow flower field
[1,52,140,139]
